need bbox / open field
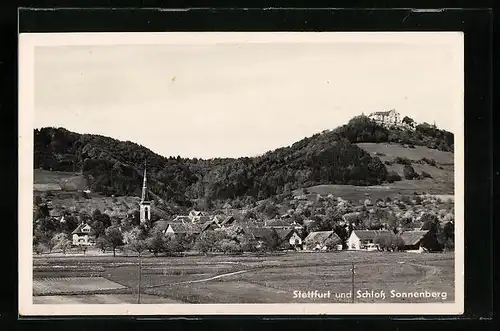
[33,294,179,304]
[356,143,454,164]
[299,182,453,203]
[33,252,455,304]
[34,169,88,192]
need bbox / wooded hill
[34,115,454,206]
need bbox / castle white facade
[368,109,401,125]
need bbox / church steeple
[139,160,151,224]
[141,164,149,203]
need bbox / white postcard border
[18,32,464,316]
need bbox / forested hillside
[34,115,453,206]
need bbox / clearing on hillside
[356,143,454,164]
[34,169,89,192]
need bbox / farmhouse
[347,230,391,250]
[188,210,209,223]
[216,215,236,228]
[244,227,279,249]
[303,231,342,251]
[276,229,303,250]
[171,215,192,223]
[165,223,202,236]
[200,218,219,232]
[264,219,295,229]
[71,223,96,246]
[399,230,440,252]
[152,220,169,233]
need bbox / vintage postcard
[19,32,464,316]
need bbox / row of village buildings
[70,168,439,252]
[71,209,438,253]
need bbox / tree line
[34,115,453,206]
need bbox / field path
[407,262,441,284]
[147,270,250,288]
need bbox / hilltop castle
[367,109,416,130]
[368,109,401,125]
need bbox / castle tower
[140,163,151,224]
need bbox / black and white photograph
[19,32,464,315]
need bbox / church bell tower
[140,162,151,224]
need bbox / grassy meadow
[33,251,455,304]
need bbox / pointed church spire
[141,160,149,202]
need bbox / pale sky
[33,33,463,159]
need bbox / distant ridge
[34,115,453,204]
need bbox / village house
[200,218,219,232]
[275,228,303,250]
[188,210,210,223]
[244,227,279,250]
[171,215,192,223]
[303,231,342,251]
[71,223,96,246]
[399,230,440,252]
[215,215,236,228]
[347,230,391,250]
[165,223,202,236]
[150,219,168,231]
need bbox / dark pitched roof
[168,223,202,234]
[352,230,391,241]
[172,215,192,223]
[304,231,339,245]
[153,220,169,232]
[400,230,430,246]
[264,219,293,227]
[200,219,219,232]
[245,227,277,240]
[195,216,212,224]
[220,216,236,226]
[71,223,93,235]
[275,229,296,242]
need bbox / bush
[420,171,432,179]
[219,239,242,255]
[421,157,437,166]
[374,233,405,251]
[386,171,402,183]
[384,160,394,165]
[403,165,418,180]
[394,157,412,166]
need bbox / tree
[163,234,183,256]
[146,229,167,256]
[263,203,279,219]
[439,221,454,251]
[386,171,401,183]
[219,239,242,255]
[96,235,110,253]
[52,233,72,254]
[194,231,219,254]
[402,116,415,127]
[403,165,417,180]
[90,220,105,238]
[374,233,405,251]
[324,236,342,250]
[124,227,148,256]
[34,242,48,255]
[105,225,124,257]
